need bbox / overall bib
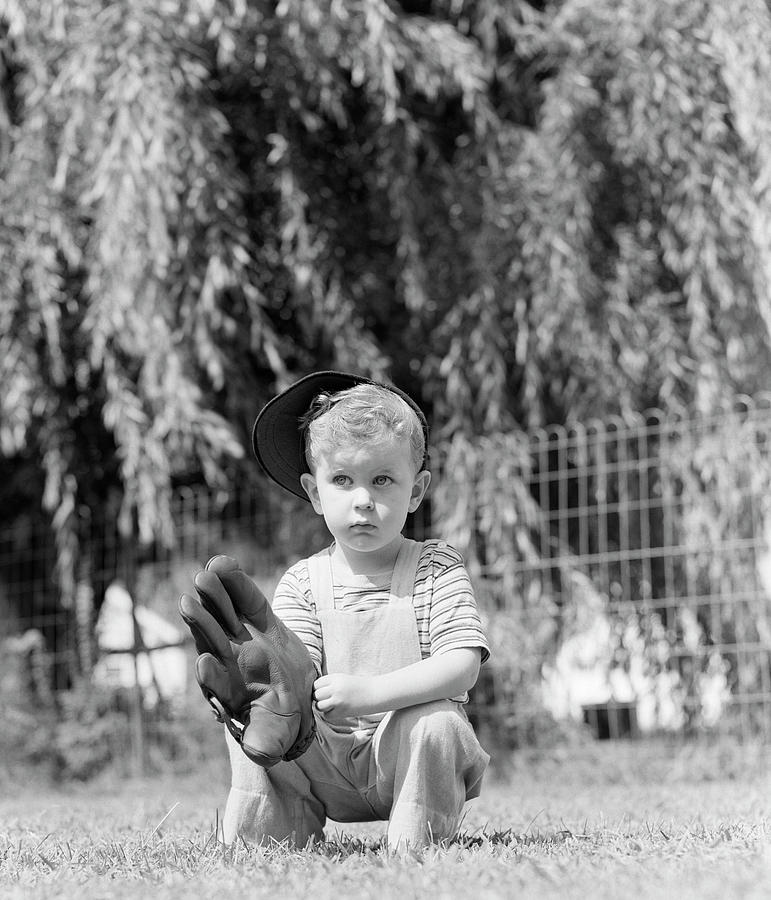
[222,539,490,849]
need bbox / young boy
[192,371,490,850]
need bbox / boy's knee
[389,700,468,749]
[374,700,489,813]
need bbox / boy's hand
[313,673,379,718]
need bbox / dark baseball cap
[252,370,429,501]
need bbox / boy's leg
[222,717,385,845]
[223,730,326,846]
[368,700,490,850]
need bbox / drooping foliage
[428,0,771,583]
[1,0,770,626]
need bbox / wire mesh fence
[498,395,771,743]
[2,396,771,776]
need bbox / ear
[408,470,431,513]
[300,473,323,514]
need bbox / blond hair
[302,384,426,473]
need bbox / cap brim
[253,372,374,500]
[252,370,427,501]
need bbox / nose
[352,487,374,509]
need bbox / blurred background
[2,0,771,782]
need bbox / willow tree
[0,0,496,615]
[423,0,771,728]
[1,0,771,694]
[427,0,771,554]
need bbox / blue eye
[332,475,350,487]
[373,475,392,486]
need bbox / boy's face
[300,435,430,570]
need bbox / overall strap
[307,547,334,613]
[389,538,424,605]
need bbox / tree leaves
[1,0,770,615]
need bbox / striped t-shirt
[271,538,490,675]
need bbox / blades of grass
[151,801,180,838]
[34,833,52,852]
[523,809,545,835]
[139,802,180,849]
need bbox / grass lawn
[1,736,769,899]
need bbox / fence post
[120,538,148,777]
[128,594,147,776]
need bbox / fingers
[195,653,236,707]
[179,593,235,661]
[241,711,302,768]
[205,554,238,573]
[312,675,333,711]
[208,563,272,633]
[193,569,249,641]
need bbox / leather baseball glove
[179,555,316,767]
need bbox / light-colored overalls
[222,539,490,849]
